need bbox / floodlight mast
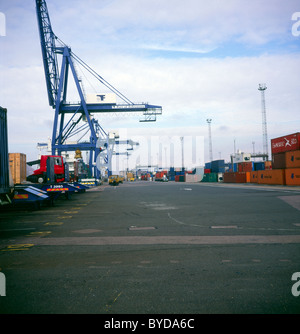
[258,83,268,161]
[206,118,213,161]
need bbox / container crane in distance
[35,0,162,178]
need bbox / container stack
[271,132,300,186]
[224,160,267,184]
[201,160,225,183]
[174,168,185,182]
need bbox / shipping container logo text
[272,137,297,150]
[0,12,6,37]
[292,12,300,37]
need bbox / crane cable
[55,36,134,105]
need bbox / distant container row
[201,132,300,186]
[204,160,270,174]
[222,132,300,186]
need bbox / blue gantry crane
[35,0,162,178]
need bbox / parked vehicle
[108,175,120,186]
[27,155,66,183]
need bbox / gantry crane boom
[35,0,162,177]
[36,0,59,108]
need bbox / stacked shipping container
[270,133,300,186]
[224,161,268,184]
[201,160,226,183]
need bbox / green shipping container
[201,173,218,182]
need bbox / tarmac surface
[0,181,300,314]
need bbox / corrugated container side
[271,132,300,154]
[257,170,285,185]
[185,174,202,183]
[211,160,225,173]
[285,150,300,169]
[264,161,272,170]
[223,172,236,183]
[285,168,300,186]
[272,152,286,169]
[238,162,253,172]
[204,162,211,169]
[201,173,218,182]
[251,171,258,183]
[0,107,10,192]
[236,172,250,183]
[227,163,238,172]
[223,172,250,183]
[175,175,185,182]
[254,162,265,171]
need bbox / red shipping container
[238,162,253,172]
[271,133,300,154]
[204,169,211,174]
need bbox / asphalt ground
[0,181,300,316]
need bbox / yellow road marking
[26,231,51,237]
[105,291,123,312]
[44,222,64,226]
[1,244,34,252]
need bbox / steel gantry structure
[35,0,162,177]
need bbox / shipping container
[285,150,300,169]
[175,175,185,182]
[271,132,300,154]
[285,168,300,186]
[185,174,203,183]
[204,162,211,169]
[9,153,27,184]
[223,172,250,183]
[250,171,258,183]
[204,168,211,174]
[264,161,272,170]
[223,172,235,183]
[238,162,253,172]
[0,107,11,194]
[201,173,218,182]
[257,169,285,185]
[228,163,238,172]
[238,172,250,183]
[253,162,265,171]
[272,152,286,169]
[211,159,225,173]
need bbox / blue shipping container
[205,162,212,169]
[254,162,265,171]
[211,159,225,173]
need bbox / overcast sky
[1,0,300,169]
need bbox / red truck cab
[27,155,65,183]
